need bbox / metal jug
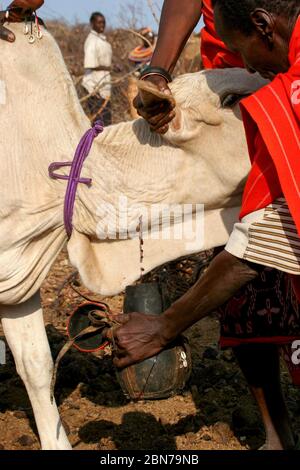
[116,283,192,400]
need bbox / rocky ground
[1,252,300,450]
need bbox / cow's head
[68,71,268,297]
[138,69,267,154]
[0,23,269,301]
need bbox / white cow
[0,24,266,449]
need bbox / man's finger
[113,355,134,369]
[133,94,142,110]
[113,346,128,359]
[137,103,173,123]
[0,25,15,42]
[146,113,167,126]
[145,104,175,122]
[102,314,131,341]
[155,125,170,135]
[135,98,171,114]
[150,111,176,132]
[150,124,170,135]
[102,326,113,341]
[148,109,176,128]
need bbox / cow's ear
[164,106,201,146]
[166,103,222,147]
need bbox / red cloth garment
[198,6,300,383]
[240,16,300,231]
[201,0,244,69]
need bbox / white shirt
[82,30,113,99]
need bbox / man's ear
[250,8,275,46]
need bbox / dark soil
[1,251,300,450]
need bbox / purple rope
[48,121,104,238]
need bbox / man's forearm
[151,0,203,73]
[161,250,259,342]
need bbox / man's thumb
[109,313,130,325]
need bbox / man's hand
[8,0,44,19]
[134,75,176,134]
[132,0,203,133]
[106,312,172,369]
[105,251,260,371]
[0,11,15,42]
[0,1,44,42]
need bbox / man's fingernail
[163,89,171,95]
[8,34,14,42]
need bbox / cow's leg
[0,293,72,450]
[234,343,295,450]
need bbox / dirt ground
[1,251,300,451]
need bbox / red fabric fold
[240,17,300,232]
[201,0,244,69]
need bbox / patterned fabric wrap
[218,268,300,385]
[218,268,300,343]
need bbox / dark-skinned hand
[133,74,176,134]
[105,312,172,369]
[0,11,15,42]
[0,0,44,42]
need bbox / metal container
[67,302,109,353]
[116,283,192,400]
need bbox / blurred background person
[82,11,112,126]
[128,27,156,119]
[128,27,156,75]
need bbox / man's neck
[91,29,105,37]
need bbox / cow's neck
[1,24,185,242]
[72,119,186,237]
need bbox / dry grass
[46,20,202,124]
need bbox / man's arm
[0,1,44,42]
[134,0,203,134]
[108,251,259,369]
[151,0,203,74]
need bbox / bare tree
[117,2,146,30]
[146,0,161,25]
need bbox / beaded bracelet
[139,66,173,83]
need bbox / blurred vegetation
[46,20,202,124]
